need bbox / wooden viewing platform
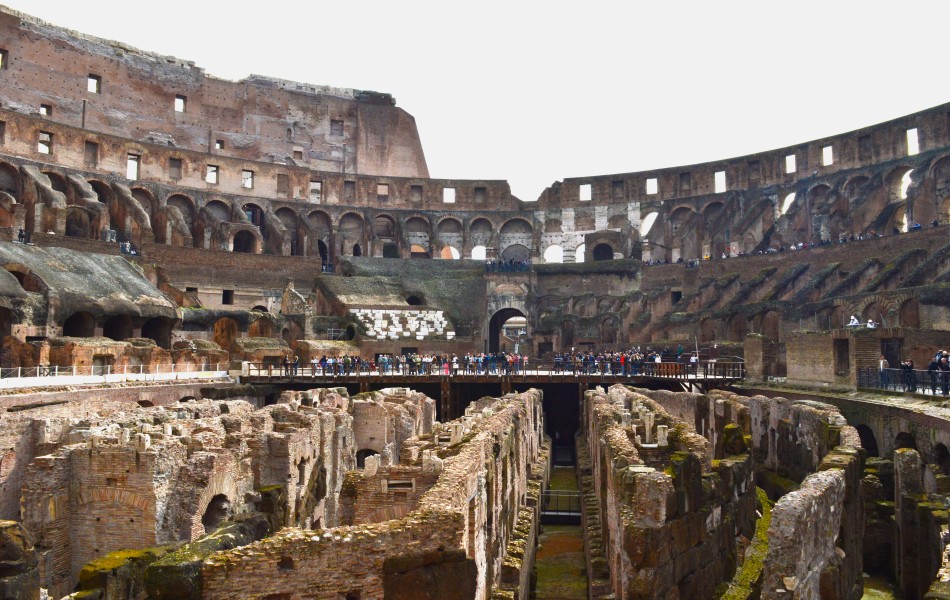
[241,361,744,419]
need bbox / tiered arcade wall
[3,3,950,369]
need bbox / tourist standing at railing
[879,355,889,389]
[901,359,918,393]
[939,356,950,396]
[928,357,941,395]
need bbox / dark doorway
[317,240,329,266]
[382,243,399,258]
[102,315,132,341]
[142,317,173,349]
[201,494,231,534]
[356,449,379,469]
[894,432,917,451]
[592,243,614,261]
[233,230,256,253]
[63,312,95,337]
[881,338,902,373]
[856,424,879,457]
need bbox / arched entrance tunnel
[488,308,527,354]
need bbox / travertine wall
[0,8,428,179]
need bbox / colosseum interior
[1,5,950,600]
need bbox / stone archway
[489,308,526,353]
[213,317,240,352]
[63,312,95,337]
[592,243,614,261]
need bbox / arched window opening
[499,244,529,262]
[471,245,487,260]
[575,244,586,263]
[543,245,563,263]
[781,193,796,215]
[640,212,658,236]
[440,246,460,260]
[488,308,527,353]
[900,170,913,200]
[856,424,879,458]
[65,208,91,238]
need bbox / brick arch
[230,225,262,254]
[499,217,533,235]
[130,186,156,217]
[436,216,463,233]
[187,464,240,541]
[1,263,46,293]
[307,210,332,239]
[42,170,73,205]
[372,213,397,239]
[166,193,195,222]
[202,199,232,222]
[338,212,366,256]
[926,152,950,180]
[403,214,432,233]
[0,161,21,198]
[884,164,916,203]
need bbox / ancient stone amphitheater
[0,6,949,600]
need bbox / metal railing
[0,363,227,379]
[541,490,581,515]
[858,367,950,396]
[246,360,745,380]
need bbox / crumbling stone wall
[581,384,756,599]
[200,389,547,600]
[761,469,847,598]
[15,396,354,597]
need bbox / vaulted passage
[488,308,526,353]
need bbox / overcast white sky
[9,1,950,200]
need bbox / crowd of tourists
[485,259,531,273]
[879,350,950,396]
[551,345,698,375]
[274,344,703,377]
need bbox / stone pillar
[657,425,668,447]
[643,411,654,444]
[894,448,942,600]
